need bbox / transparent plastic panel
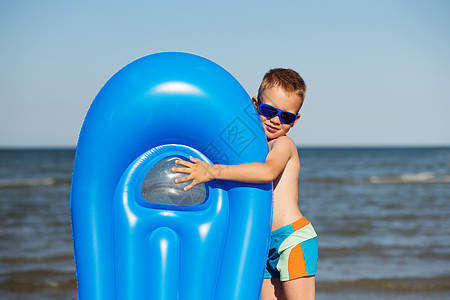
[141,156,207,206]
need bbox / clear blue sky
[1,0,449,147]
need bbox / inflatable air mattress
[70,52,273,299]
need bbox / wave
[0,270,75,292]
[0,177,71,188]
[319,245,450,260]
[369,172,450,184]
[306,177,358,184]
[318,276,450,292]
[1,255,73,264]
[305,172,450,185]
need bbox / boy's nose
[270,115,281,125]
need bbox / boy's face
[252,86,302,140]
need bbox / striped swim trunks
[264,217,318,281]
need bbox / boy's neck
[267,134,286,142]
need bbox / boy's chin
[265,131,284,140]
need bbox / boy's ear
[291,113,301,127]
[252,96,259,108]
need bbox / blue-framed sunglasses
[257,99,298,125]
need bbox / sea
[0,147,449,300]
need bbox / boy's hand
[172,156,214,191]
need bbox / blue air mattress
[70,52,273,299]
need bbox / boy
[172,68,318,300]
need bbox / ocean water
[0,147,449,299]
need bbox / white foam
[369,172,450,184]
[0,178,58,188]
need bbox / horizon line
[0,144,449,150]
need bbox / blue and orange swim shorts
[264,217,318,281]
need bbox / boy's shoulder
[269,135,298,154]
[271,135,296,148]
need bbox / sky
[1,0,449,148]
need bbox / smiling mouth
[265,124,279,133]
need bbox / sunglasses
[257,99,298,125]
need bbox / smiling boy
[172,68,318,300]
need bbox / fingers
[172,156,204,191]
[173,175,197,191]
[174,159,192,167]
[183,180,198,191]
[171,167,190,174]
[189,156,201,163]
[175,157,203,167]
[174,175,191,184]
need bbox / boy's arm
[172,136,294,191]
